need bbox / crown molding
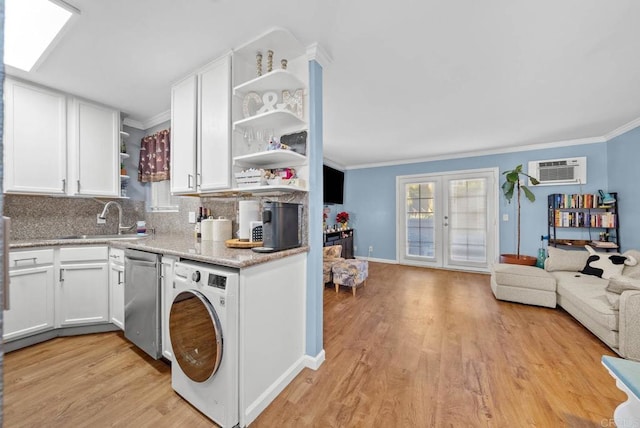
[122,117,144,130]
[306,43,332,69]
[344,136,605,170]
[322,158,346,171]
[602,116,640,141]
[142,110,171,130]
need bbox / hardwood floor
[4,262,624,427]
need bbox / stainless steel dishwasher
[124,249,162,359]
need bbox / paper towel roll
[239,200,261,241]
[211,217,232,241]
[201,218,214,240]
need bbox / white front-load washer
[170,260,239,427]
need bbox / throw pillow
[622,250,640,279]
[545,246,590,272]
[581,245,637,279]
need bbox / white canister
[207,217,232,241]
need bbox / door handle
[59,269,65,283]
[188,174,194,189]
[62,178,66,193]
[77,180,81,193]
[117,270,123,285]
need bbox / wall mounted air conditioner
[527,157,587,186]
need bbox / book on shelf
[552,193,604,209]
[553,210,616,228]
[590,241,618,249]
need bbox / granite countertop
[10,234,309,269]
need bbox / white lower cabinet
[57,246,109,327]
[109,248,125,330]
[161,255,178,361]
[3,249,56,341]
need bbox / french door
[397,169,497,271]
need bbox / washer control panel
[207,273,227,290]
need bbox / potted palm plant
[500,164,539,265]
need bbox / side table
[602,355,640,427]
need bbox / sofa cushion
[492,263,556,292]
[553,271,617,331]
[545,246,590,272]
[605,276,640,310]
[623,250,640,278]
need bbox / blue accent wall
[306,60,323,357]
[607,126,640,251]
[343,142,611,261]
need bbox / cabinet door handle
[197,173,202,188]
[14,257,37,266]
[117,270,123,285]
[188,174,194,189]
[77,180,81,193]
[59,269,65,283]
[62,178,66,193]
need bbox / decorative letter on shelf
[278,89,304,119]
[242,92,262,118]
[256,92,279,115]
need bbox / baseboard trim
[243,355,307,426]
[356,256,398,264]
[304,349,326,370]
[4,323,121,353]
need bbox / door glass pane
[448,178,487,263]
[406,182,435,258]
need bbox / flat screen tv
[323,165,344,204]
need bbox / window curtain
[138,129,170,183]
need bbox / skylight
[4,0,76,72]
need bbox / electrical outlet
[503,214,509,222]
[97,214,106,224]
[354,245,357,252]
[188,212,196,223]
[369,245,374,253]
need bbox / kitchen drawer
[60,246,108,262]
[109,248,125,265]
[10,249,54,268]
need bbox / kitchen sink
[56,234,147,240]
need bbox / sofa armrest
[619,290,640,361]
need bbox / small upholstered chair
[323,245,344,284]
[332,259,369,296]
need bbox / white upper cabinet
[170,75,198,193]
[68,98,120,197]
[198,55,232,192]
[3,78,120,197]
[3,78,67,195]
[171,54,231,194]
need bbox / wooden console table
[602,355,640,427]
[323,229,354,259]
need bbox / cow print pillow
[581,245,638,279]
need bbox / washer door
[169,290,223,383]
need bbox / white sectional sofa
[491,247,640,361]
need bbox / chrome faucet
[98,201,135,235]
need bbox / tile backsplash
[4,195,145,240]
[5,191,309,244]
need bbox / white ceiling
[9,0,640,168]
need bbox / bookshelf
[548,192,619,250]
